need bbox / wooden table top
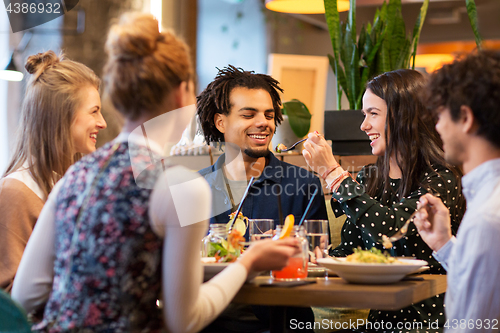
[232,275,447,311]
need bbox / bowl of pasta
[317,248,427,284]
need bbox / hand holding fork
[380,189,438,249]
[412,193,454,252]
[381,208,423,249]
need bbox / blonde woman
[0,51,106,292]
[12,13,298,333]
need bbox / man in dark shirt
[197,65,327,240]
[197,65,325,333]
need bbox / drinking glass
[303,220,330,261]
[271,225,308,280]
[249,219,275,242]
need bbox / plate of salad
[202,212,247,280]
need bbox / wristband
[328,171,351,193]
[321,164,341,180]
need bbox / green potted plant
[272,99,311,151]
[324,0,429,110]
[322,0,429,155]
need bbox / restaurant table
[232,275,447,333]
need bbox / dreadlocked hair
[197,65,284,145]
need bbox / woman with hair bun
[0,51,106,292]
[12,12,298,333]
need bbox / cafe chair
[0,288,31,333]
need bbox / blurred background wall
[1,0,499,172]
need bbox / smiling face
[215,87,275,160]
[71,85,107,155]
[361,88,388,157]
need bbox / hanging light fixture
[265,0,349,14]
[0,55,24,82]
[0,32,33,82]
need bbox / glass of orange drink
[272,225,309,280]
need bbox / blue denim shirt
[199,153,328,240]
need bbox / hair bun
[106,13,161,60]
[25,51,61,75]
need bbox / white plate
[414,265,430,274]
[202,259,326,280]
[307,266,327,277]
[202,257,230,280]
[316,257,428,284]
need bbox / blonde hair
[3,51,100,198]
[103,13,193,120]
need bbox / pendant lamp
[0,55,23,82]
[0,32,34,82]
[265,0,349,14]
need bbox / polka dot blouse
[330,164,465,332]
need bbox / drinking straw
[228,176,255,233]
[298,188,319,226]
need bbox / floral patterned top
[330,164,465,332]
[34,141,164,333]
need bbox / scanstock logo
[3,0,79,33]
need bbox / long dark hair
[364,69,460,202]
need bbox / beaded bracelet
[321,164,341,180]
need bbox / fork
[275,138,307,153]
[380,189,435,248]
[380,206,425,249]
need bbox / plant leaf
[328,54,348,109]
[396,39,411,69]
[343,25,356,109]
[465,0,482,50]
[409,0,429,68]
[324,0,345,109]
[351,45,361,109]
[383,0,406,70]
[348,0,357,45]
[359,27,385,107]
[324,0,342,65]
[391,12,407,69]
[358,26,366,57]
[282,99,312,137]
[339,22,351,88]
[378,0,396,72]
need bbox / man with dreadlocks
[197,65,327,240]
[197,65,326,333]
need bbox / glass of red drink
[272,225,309,280]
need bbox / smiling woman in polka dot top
[303,69,466,332]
